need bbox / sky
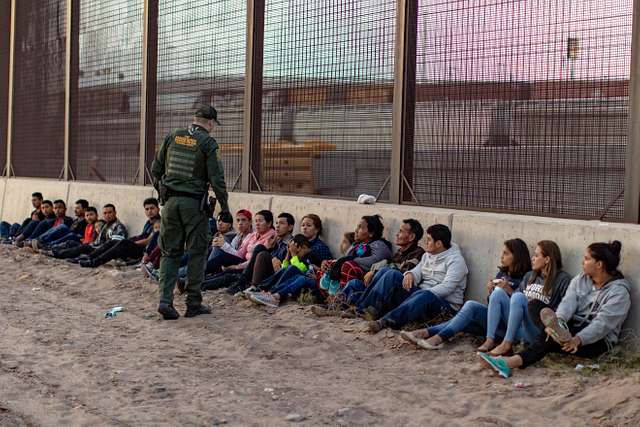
[76,0,633,86]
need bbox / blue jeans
[50,232,81,246]
[19,220,41,239]
[342,279,367,305]
[504,292,541,344]
[258,265,304,292]
[427,300,506,341]
[205,250,244,275]
[271,274,315,298]
[383,289,455,329]
[0,221,18,238]
[356,268,417,317]
[487,287,540,344]
[38,224,71,244]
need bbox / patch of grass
[297,290,316,306]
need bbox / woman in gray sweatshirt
[479,241,631,378]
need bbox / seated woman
[249,215,392,308]
[243,214,332,293]
[206,210,275,277]
[401,238,531,350]
[479,241,631,378]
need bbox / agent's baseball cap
[194,104,221,126]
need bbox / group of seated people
[1,192,162,269]
[1,192,633,378]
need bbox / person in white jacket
[366,224,468,333]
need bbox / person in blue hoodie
[365,224,468,333]
[479,241,632,378]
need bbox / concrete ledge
[1,178,70,224]
[67,181,155,235]
[1,178,638,333]
[452,210,640,332]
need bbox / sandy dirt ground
[1,245,639,427]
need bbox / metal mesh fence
[155,0,246,190]
[11,0,66,178]
[260,0,396,199]
[0,0,9,174]
[412,0,632,220]
[70,0,143,183]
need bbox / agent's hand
[402,274,415,291]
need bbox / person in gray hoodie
[478,241,631,378]
[366,224,468,333]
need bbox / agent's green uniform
[152,123,229,308]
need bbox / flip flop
[478,352,511,378]
[417,339,443,350]
[400,330,421,344]
[540,308,572,343]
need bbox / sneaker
[362,306,379,321]
[478,352,511,378]
[79,259,95,268]
[66,258,81,264]
[158,303,180,320]
[40,249,54,257]
[184,304,212,318]
[540,307,572,343]
[31,240,41,253]
[400,330,421,345]
[366,319,387,334]
[248,292,280,308]
[226,281,248,296]
[416,338,443,350]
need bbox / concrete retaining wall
[1,177,638,334]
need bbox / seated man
[314,219,426,316]
[363,224,468,333]
[78,198,161,268]
[0,192,44,242]
[14,200,56,246]
[32,199,89,251]
[22,199,74,247]
[43,206,100,256]
[52,204,128,260]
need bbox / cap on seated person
[194,104,221,126]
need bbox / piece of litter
[17,273,31,281]
[264,388,274,393]
[285,413,305,422]
[31,287,41,291]
[575,363,599,371]
[105,306,124,318]
[514,382,528,389]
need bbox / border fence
[2,0,640,222]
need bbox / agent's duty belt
[165,190,203,200]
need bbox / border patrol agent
[152,105,230,320]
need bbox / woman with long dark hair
[479,241,631,378]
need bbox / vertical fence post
[241,0,265,192]
[139,0,158,185]
[5,0,15,178]
[624,0,640,223]
[390,0,418,204]
[64,0,79,181]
